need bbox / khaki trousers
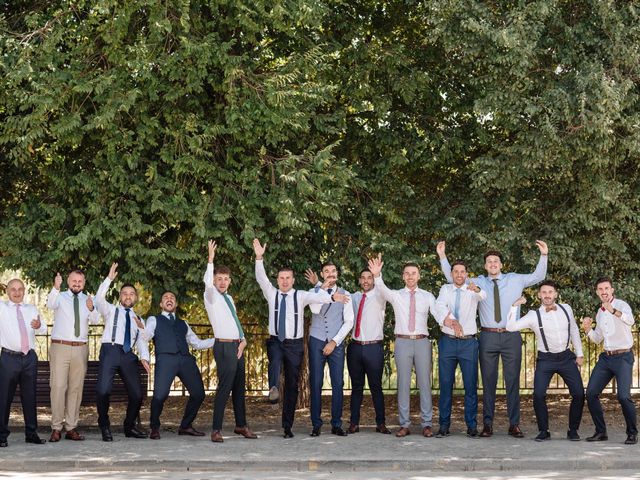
[49,342,88,431]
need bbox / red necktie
[354,293,367,339]
[409,291,416,332]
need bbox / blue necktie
[123,308,132,353]
[454,288,461,320]
[278,293,288,342]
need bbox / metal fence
[33,323,640,396]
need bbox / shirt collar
[161,310,175,317]
[8,301,23,307]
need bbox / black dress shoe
[101,427,113,442]
[124,427,148,439]
[567,430,581,441]
[586,431,608,442]
[331,426,348,437]
[535,431,550,442]
[310,426,321,437]
[376,424,391,434]
[435,427,450,438]
[625,434,638,445]
[25,436,46,444]
[283,428,294,439]
[0,441,7,447]
[467,427,479,438]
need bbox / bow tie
[545,305,557,313]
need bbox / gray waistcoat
[309,287,346,342]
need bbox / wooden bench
[12,361,148,406]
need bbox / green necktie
[223,293,245,339]
[73,293,80,337]
[492,279,502,324]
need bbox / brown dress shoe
[376,424,391,434]
[49,430,62,442]
[178,425,205,436]
[395,427,411,438]
[233,426,257,439]
[210,430,224,443]
[508,424,524,438]
[479,424,493,437]
[348,423,359,434]
[149,429,161,440]
[64,429,85,441]
[422,426,433,438]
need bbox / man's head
[484,250,503,277]
[6,279,25,304]
[119,283,138,308]
[159,290,177,313]
[451,260,468,287]
[214,265,232,294]
[595,277,614,303]
[320,261,339,288]
[402,263,421,290]
[67,270,86,294]
[277,267,295,293]
[537,280,559,307]
[359,269,374,292]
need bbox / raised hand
[581,317,593,333]
[253,238,266,260]
[31,315,42,330]
[54,272,63,290]
[208,240,217,263]
[436,241,446,259]
[535,240,548,255]
[304,268,319,285]
[108,262,118,281]
[512,296,527,307]
[86,296,94,311]
[367,253,384,277]
[601,301,614,314]
[331,292,351,304]
[468,281,480,293]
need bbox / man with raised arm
[253,238,349,438]
[438,240,548,438]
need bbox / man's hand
[444,316,463,337]
[576,356,584,367]
[304,269,319,286]
[581,317,593,333]
[323,340,337,356]
[108,262,118,281]
[31,315,42,330]
[331,292,350,304]
[86,296,94,311]
[141,360,151,374]
[601,301,614,314]
[54,272,62,290]
[468,281,480,293]
[208,240,217,263]
[237,338,247,359]
[536,240,548,256]
[253,238,266,260]
[367,253,383,278]
[436,241,446,259]
[513,296,527,307]
[132,314,145,330]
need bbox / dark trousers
[347,342,385,426]
[0,349,38,441]
[267,336,304,429]
[438,335,478,429]
[586,351,637,435]
[150,353,205,429]
[533,349,584,432]
[96,344,143,430]
[267,337,283,389]
[479,330,522,426]
[212,342,247,431]
[308,336,345,428]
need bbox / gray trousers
[479,331,522,426]
[394,337,433,428]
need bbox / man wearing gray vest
[304,262,354,437]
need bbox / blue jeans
[438,335,478,429]
[308,336,345,428]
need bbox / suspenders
[110,307,139,347]
[535,304,571,353]
[274,290,299,338]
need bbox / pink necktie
[16,304,30,354]
[408,291,416,332]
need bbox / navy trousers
[0,349,38,442]
[347,342,386,426]
[308,336,345,429]
[266,337,283,389]
[267,337,304,429]
[586,351,637,435]
[438,335,478,429]
[533,349,584,432]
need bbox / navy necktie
[278,294,288,342]
[123,308,132,353]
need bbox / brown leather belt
[481,327,508,333]
[605,348,632,356]
[217,338,242,343]
[396,334,427,340]
[352,340,383,345]
[52,339,87,347]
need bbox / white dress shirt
[587,298,634,351]
[94,277,150,361]
[0,301,47,351]
[435,284,486,336]
[507,303,583,356]
[203,262,243,340]
[308,285,354,346]
[47,288,101,342]
[142,310,215,350]
[350,288,387,342]
[373,276,436,336]
[255,260,332,339]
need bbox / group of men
[0,238,637,447]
